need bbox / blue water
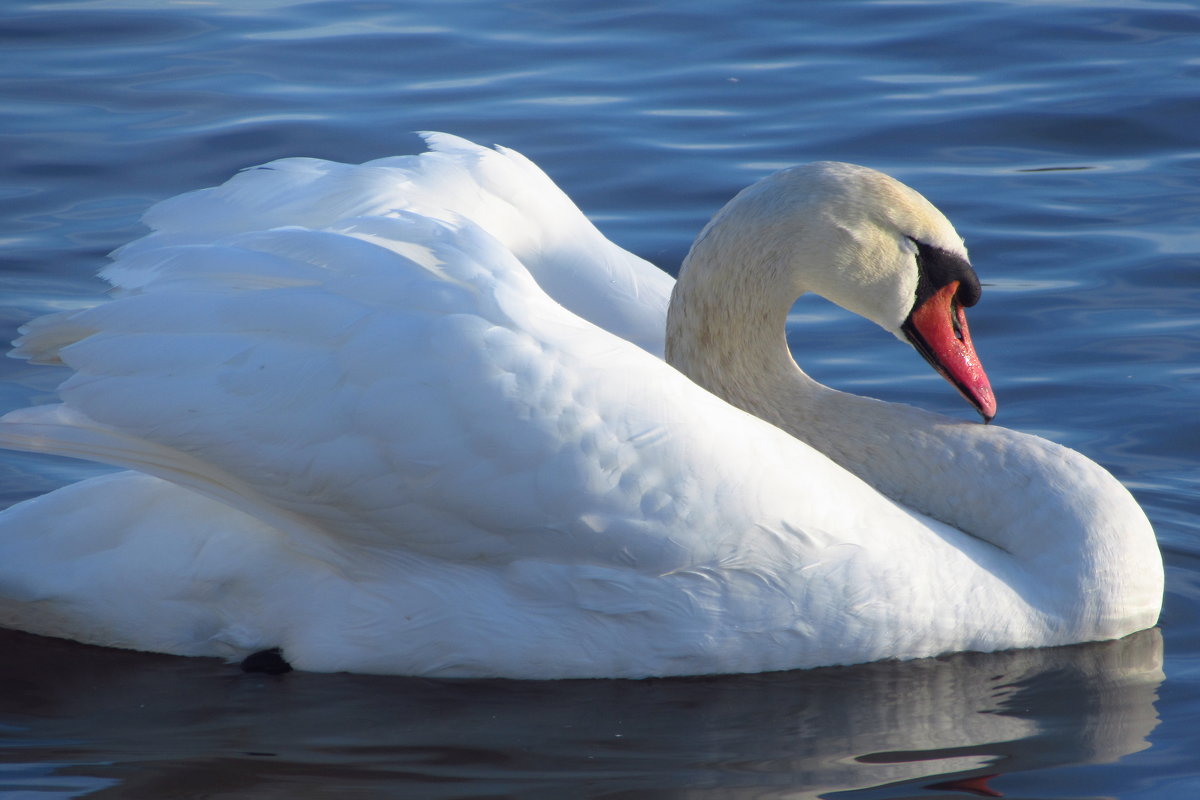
[2,0,1198,796]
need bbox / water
[1,0,1197,796]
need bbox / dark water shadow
[0,627,1162,798]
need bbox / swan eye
[906,236,980,310]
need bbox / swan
[0,133,1162,678]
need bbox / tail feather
[0,404,337,562]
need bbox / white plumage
[0,133,1162,678]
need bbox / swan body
[0,134,1162,678]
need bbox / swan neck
[665,229,812,429]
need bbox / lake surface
[2,0,1198,796]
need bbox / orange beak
[901,281,996,422]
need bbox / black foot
[240,647,293,675]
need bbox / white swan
[0,133,1162,678]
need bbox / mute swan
[0,134,1162,678]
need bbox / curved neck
[665,218,812,434]
[666,240,1007,537]
[666,228,847,466]
[664,233,1159,590]
[666,275,794,419]
[663,177,1161,641]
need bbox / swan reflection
[0,628,1161,797]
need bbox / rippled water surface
[2,1,1199,797]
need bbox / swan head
[676,161,996,421]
